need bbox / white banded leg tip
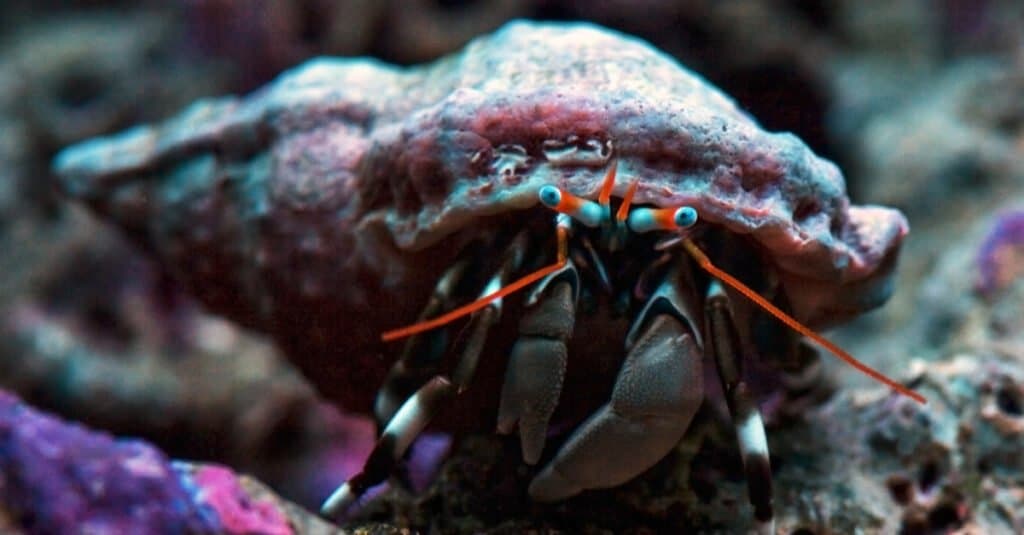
[320,482,355,518]
[755,519,775,535]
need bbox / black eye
[433,0,481,10]
[56,72,106,110]
[996,386,1023,416]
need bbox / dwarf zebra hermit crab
[52,20,920,532]
[322,161,924,531]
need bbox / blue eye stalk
[537,185,606,228]
[538,182,699,235]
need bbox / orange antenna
[680,238,926,405]
[381,219,570,343]
[598,160,617,207]
[616,180,639,222]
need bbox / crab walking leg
[374,259,471,426]
[779,342,832,406]
[322,375,455,516]
[497,261,579,464]
[322,293,502,517]
[754,293,833,410]
[704,280,774,533]
[324,252,524,518]
[528,264,704,502]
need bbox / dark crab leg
[704,279,774,534]
[754,291,833,414]
[496,259,579,464]
[322,237,526,518]
[527,260,704,502]
[778,342,833,414]
[374,258,471,426]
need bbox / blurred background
[1,1,1023,533]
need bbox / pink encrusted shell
[54,21,907,413]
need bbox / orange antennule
[382,226,570,343]
[381,263,563,342]
[680,238,926,405]
[598,160,618,206]
[616,180,639,222]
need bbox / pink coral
[976,210,1024,298]
[194,465,292,535]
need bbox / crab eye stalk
[537,185,605,227]
[627,206,699,233]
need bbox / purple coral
[0,390,211,533]
[975,210,1024,297]
[0,389,296,535]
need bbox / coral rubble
[0,389,342,534]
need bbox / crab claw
[528,312,703,501]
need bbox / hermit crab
[54,21,919,531]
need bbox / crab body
[55,21,908,528]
